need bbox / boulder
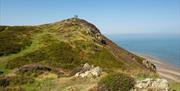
[74,63,102,78]
[131,78,169,91]
[82,63,91,71]
[91,66,102,77]
[142,60,156,72]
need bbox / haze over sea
[107,34,180,67]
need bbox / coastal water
[106,34,180,67]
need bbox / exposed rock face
[74,63,102,78]
[131,78,169,91]
[142,60,156,72]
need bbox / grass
[89,49,124,69]
[0,18,136,72]
[5,27,124,71]
[6,41,81,69]
[134,71,159,80]
[169,81,180,91]
[0,26,7,32]
[23,78,56,91]
[0,26,38,56]
[0,18,158,91]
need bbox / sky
[0,0,179,34]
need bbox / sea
[106,34,180,67]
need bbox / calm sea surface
[106,34,180,67]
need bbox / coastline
[140,55,180,82]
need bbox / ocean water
[106,34,180,67]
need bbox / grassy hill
[0,18,157,91]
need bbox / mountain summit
[0,18,156,91]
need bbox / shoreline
[140,55,180,82]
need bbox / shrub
[97,73,135,91]
[0,26,36,56]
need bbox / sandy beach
[143,56,180,82]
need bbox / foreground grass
[169,81,180,91]
[98,73,135,91]
[23,72,106,91]
[23,78,56,91]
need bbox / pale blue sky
[0,0,179,34]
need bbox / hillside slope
[0,18,156,91]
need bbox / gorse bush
[97,73,135,91]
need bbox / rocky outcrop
[131,78,169,91]
[142,60,156,72]
[74,63,102,78]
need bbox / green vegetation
[89,49,124,68]
[5,29,123,71]
[0,26,38,56]
[0,75,34,87]
[169,81,180,91]
[0,26,7,32]
[98,73,135,91]
[0,18,157,91]
[23,78,55,91]
[134,71,159,80]
[6,41,81,69]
